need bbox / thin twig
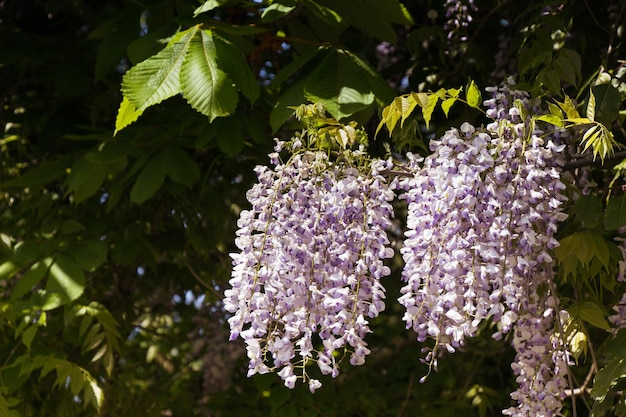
[397,372,415,417]
[186,262,224,300]
[564,150,626,171]
[564,363,596,397]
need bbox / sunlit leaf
[180,29,238,121]
[587,89,596,122]
[441,98,457,117]
[591,357,626,398]
[122,28,193,111]
[466,80,482,108]
[46,254,86,305]
[114,96,143,134]
[193,0,233,16]
[422,94,439,129]
[261,1,296,22]
[558,95,580,119]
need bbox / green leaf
[554,49,581,87]
[548,101,563,117]
[398,95,418,127]
[538,68,561,95]
[591,357,626,398]
[441,98,457,117]
[315,0,412,43]
[261,1,296,22]
[93,8,141,80]
[21,325,38,351]
[11,260,49,300]
[592,83,622,125]
[61,219,86,234]
[271,79,307,132]
[46,254,86,306]
[304,50,375,120]
[160,145,201,184]
[213,32,260,103]
[181,29,238,121]
[29,356,104,411]
[0,159,69,188]
[604,329,626,362]
[301,0,343,27]
[572,195,602,228]
[569,331,587,362]
[422,94,439,129]
[114,96,143,134]
[343,50,395,105]
[605,195,626,230]
[193,0,233,16]
[558,95,581,119]
[63,158,109,204]
[581,125,600,153]
[272,47,326,87]
[555,233,581,279]
[0,261,20,281]
[122,28,193,111]
[130,154,168,204]
[591,390,616,417]
[587,89,596,122]
[216,117,245,155]
[466,80,482,108]
[70,240,109,271]
[579,301,611,330]
[379,101,402,138]
[536,114,564,127]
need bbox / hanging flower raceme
[504,293,569,417]
[224,139,395,392]
[396,83,569,402]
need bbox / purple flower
[225,148,395,390]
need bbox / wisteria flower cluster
[395,83,569,414]
[504,294,569,417]
[397,122,567,352]
[224,141,395,392]
[443,0,477,46]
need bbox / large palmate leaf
[213,32,260,103]
[121,29,193,111]
[116,25,257,132]
[180,29,238,121]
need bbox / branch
[186,262,224,300]
[397,372,415,417]
[564,150,626,171]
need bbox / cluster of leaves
[1,0,626,416]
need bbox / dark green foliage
[1,0,626,416]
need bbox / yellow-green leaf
[587,89,596,122]
[114,96,143,135]
[466,80,482,108]
[422,93,439,129]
